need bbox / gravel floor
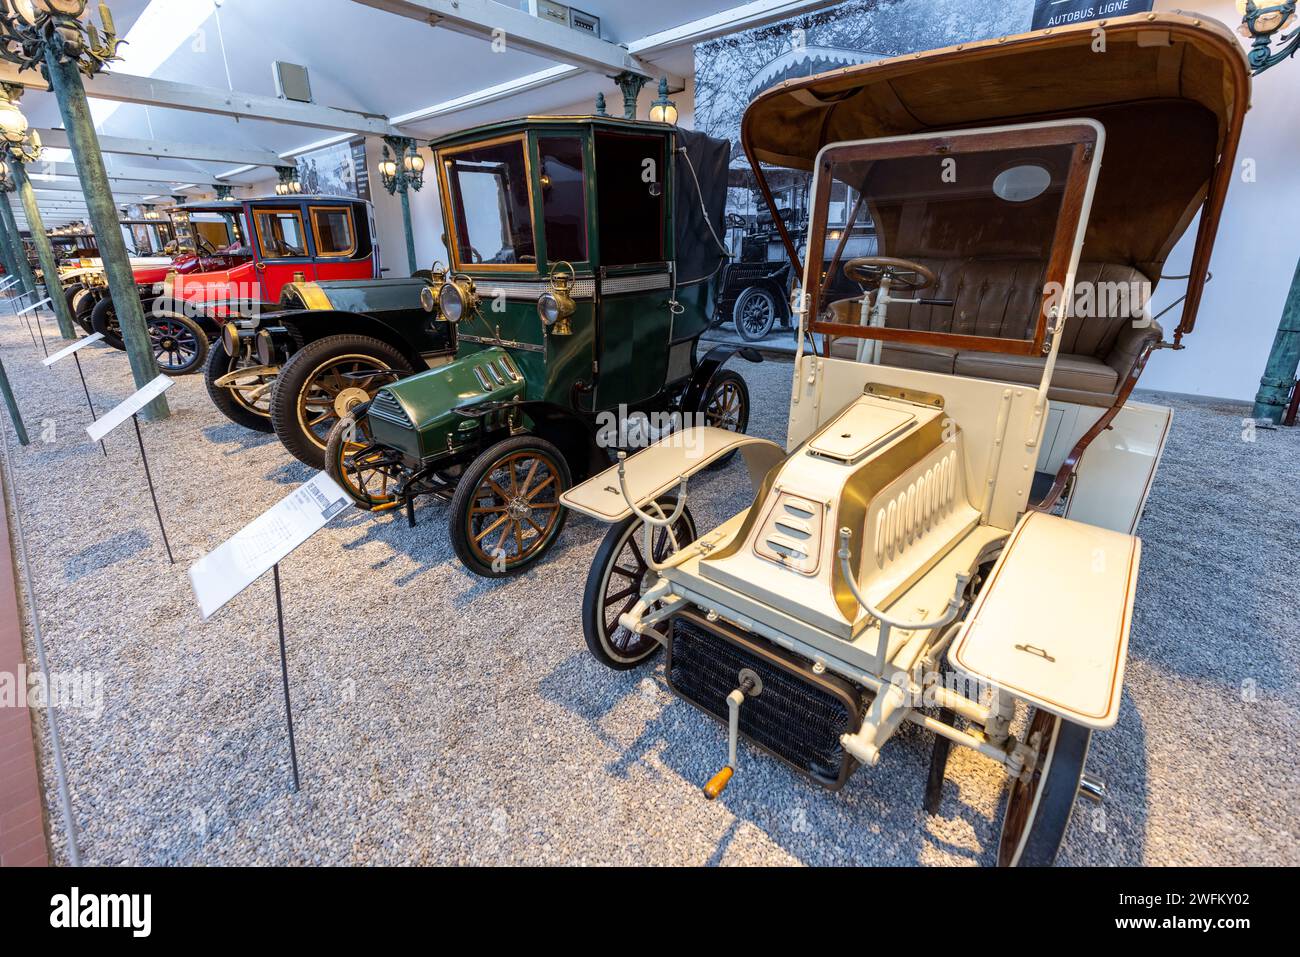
[2,310,1297,867]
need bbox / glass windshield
[808,128,1094,356]
[171,209,250,258]
[443,137,536,268]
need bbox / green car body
[330,114,754,575]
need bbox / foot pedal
[701,670,761,801]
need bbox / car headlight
[438,277,477,323]
[420,284,438,314]
[255,330,277,367]
[538,292,561,326]
[539,264,577,335]
[221,321,241,357]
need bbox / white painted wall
[1140,0,1300,402]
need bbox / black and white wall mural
[693,0,1077,346]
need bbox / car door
[592,130,671,410]
[250,204,315,301]
[306,202,376,282]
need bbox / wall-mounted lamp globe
[1238,1,1298,73]
[648,77,678,125]
[380,135,426,276]
[379,140,425,194]
[274,165,302,196]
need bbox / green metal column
[1252,257,1300,422]
[0,191,40,304]
[398,184,417,276]
[43,53,167,420]
[0,192,21,290]
[0,353,28,445]
[8,158,76,339]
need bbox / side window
[310,206,357,257]
[594,132,665,266]
[443,137,537,268]
[254,209,308,259]
[538,137,587,263]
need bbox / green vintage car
[326,114,759,577]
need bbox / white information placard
[86,374,175,444]
[43,332,105,367]
[189,472,352,620]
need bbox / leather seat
[827,258,1160,407]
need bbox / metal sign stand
[73,350,106,457]
[131,412,173,564]
[272,563,300,792]
[86,374,176,565]
[189,472,352,794]
[17,296,50,357]
[44,332,108,457]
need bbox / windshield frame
[804,121,1101,358]
[437,132,540,274]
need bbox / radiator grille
[368,389,412,428]
[667,614,862,790]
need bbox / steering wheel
[843,256,936,292]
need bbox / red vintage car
[76,195,382,375]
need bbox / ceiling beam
[34,129,286,169]
[385,0,839,127]
[31,180,180,196]
[0,63,397,136]
[352,0,658,78]
[31,162,209,185]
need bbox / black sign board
[351,138,372,203]
[1032,0,1154,30]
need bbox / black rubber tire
[149,310,209,376]
[998,711,1093,867]
[449,435,572,578]
[582,499,697,670]
[732,286,779,342]
[699,368,750,468]
[270,334,415,471]
[62,283,85,327]
[73,289,98,334]
[90,297,124,350]
[204,341,276,433]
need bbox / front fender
[680,343,763,414]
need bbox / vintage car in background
[324,115,759,577]
[78,195,382,378]
[563,13,1246,865]
[715,167,878,342]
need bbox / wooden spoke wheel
[449,436,572,578]
[270,334,413,471]
[699,369,750,468]
[998,709,1093,867]
[582,499,698,670]
[325,406,404,512]
[148,312,209,376]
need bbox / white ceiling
[13,0,740,225]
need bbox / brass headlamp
[538,261,577,336]
[438,273,479,323]
[419,260,449,314]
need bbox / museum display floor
[2,318,1296,867]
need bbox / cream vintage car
[561,12,1247,865]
